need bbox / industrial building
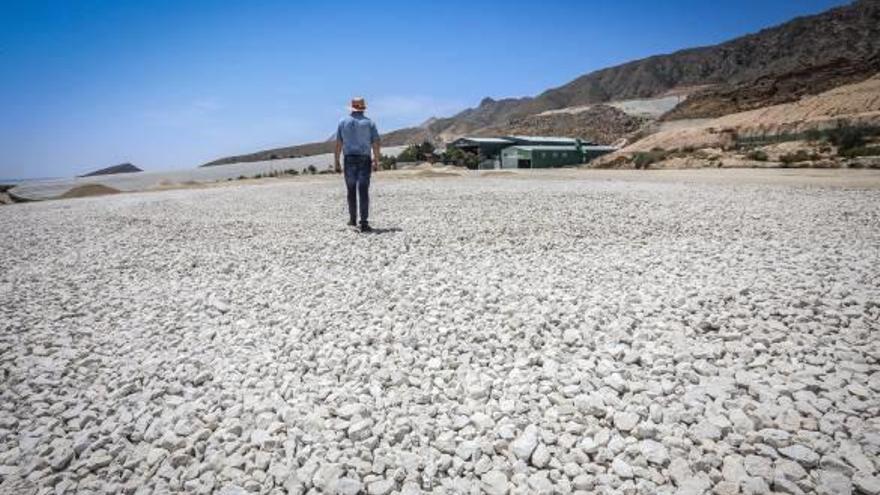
[449,135,616,169]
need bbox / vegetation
[440,147,479,168]
[746,150,769,161]
[397,141,436,163]
[379,154,397,171]
[838,145,880,158]
[779,150,820,165]
[632,149,669,169]
[827,127,867,152]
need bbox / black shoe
[359,223,373,233]
[347,219,356,227]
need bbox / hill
[205,0,880,166]
[79,163,142,177]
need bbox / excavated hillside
[473,105,645,146]
[623,74,880,153]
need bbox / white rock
[510,425,539,460]
[481,470,509,495]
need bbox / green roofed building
[450,135,616,169]
[501,146,581,168]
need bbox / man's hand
[372,158,379,172]
[334,139,343,173]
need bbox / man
[335,97,380,232]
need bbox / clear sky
[0,0,850,179]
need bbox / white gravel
[1,173,879,494]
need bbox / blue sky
[0,0,849,179]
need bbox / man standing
[335,97,380,232]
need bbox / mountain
[79,163,142,177]
[204,0,880,166]
[425,0,880,133]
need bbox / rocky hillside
[473,105,645,146]
[663,55,880,120]
[79,163,142,177]
[205,0,880,166]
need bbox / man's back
[337,113,379,156]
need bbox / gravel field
[1,172,879,495]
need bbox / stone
[336,478,363,495]
[640,439,669,466]
[563,328,581,344]
[817,470,852,495]
[481,470,509,495]
[614,412,639,432]
[527,471,554,494]
[669,458,693,486]
[744,455,773,480]
[335,404,365,419]
[612,457,633,479]
[722,455,748,487]
[677,475,711,495]
[347,419,373,441]
[772,476,805,495]
[50,447,74,471]
[531,443,550,468]
[510,425,539,461]
[367,479,395,495]
[853,474,880,495]
[87,452,113,471]
[778,445,819,468]
[312,463,344,491]
[742,476,770,495]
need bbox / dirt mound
[59,184,121,199]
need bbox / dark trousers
[344,155,372,225]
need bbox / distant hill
[79,163,142,177]
[204,0,880,166]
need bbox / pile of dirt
[59,184,122,199]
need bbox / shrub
[379,154,397,170]
[305,165,317,174]
[398,141,436,162]
[804,129,823,142]
[828,127,867,152]
[747,150,769,161]
[839,146,880,158]
[442,147,479,168]
[632,150,668,169]
[779,150,819,165]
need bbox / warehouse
[450,135,616,169]
[501,145,582,168]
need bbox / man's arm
[371,141,381,172]
[370,122,380,171]
[334,139,343,173]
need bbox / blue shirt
[337,112,379,156]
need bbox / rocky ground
[1,172,879,495]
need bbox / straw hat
[350,97,367,112]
